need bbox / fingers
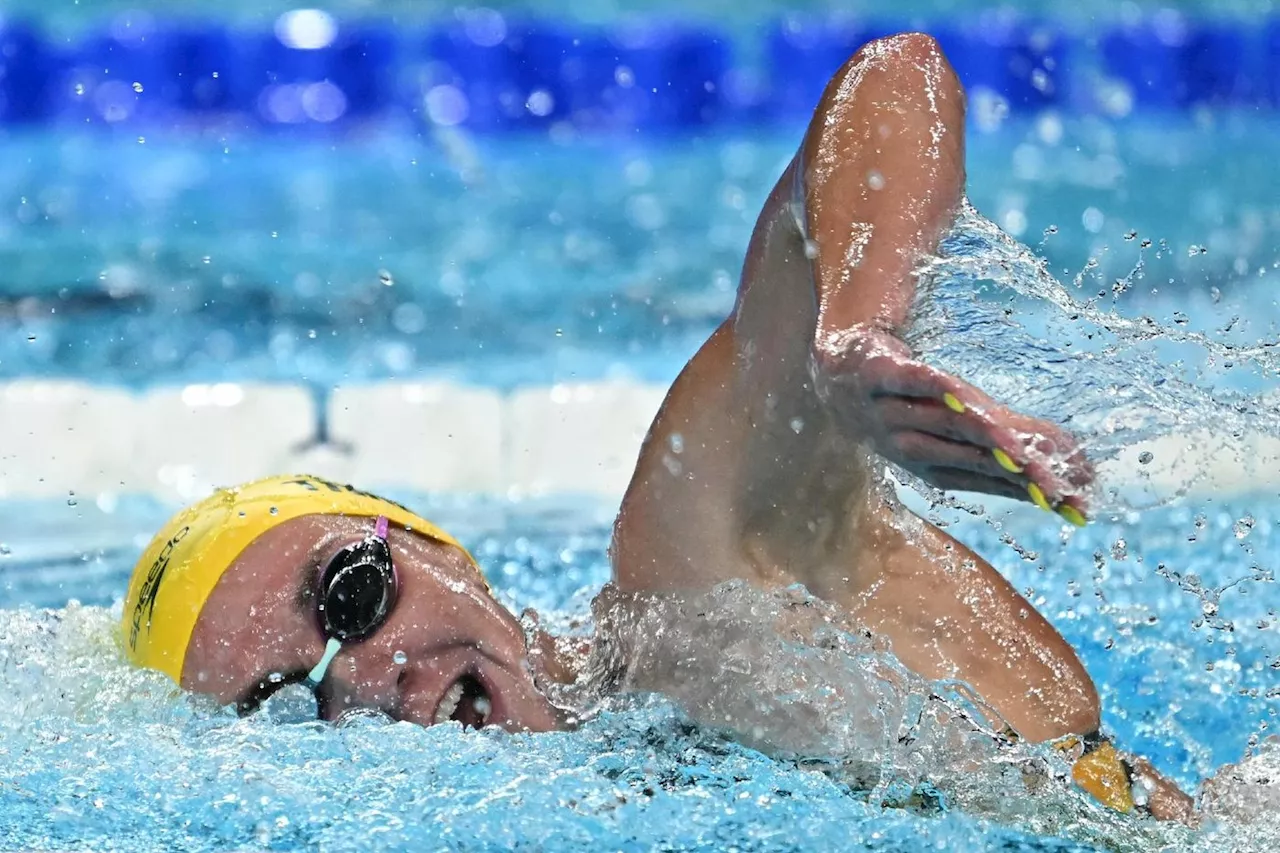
[868,364,1093,503]
[835,338,1095,520]
[922,468,1035,503]
[885,416,1093,524]
[864,352,977,401]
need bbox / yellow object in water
[1061,738,1136,814]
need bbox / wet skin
[615,32,1098,743]
[183,514,562,732]
[178,32,1193,821]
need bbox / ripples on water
[1,489,1277,851]
[4,123,1280,848]
[912,200,1280,489]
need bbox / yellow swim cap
[121,474,470,684]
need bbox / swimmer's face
[183,515,563,733]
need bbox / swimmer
[120,34,1194,822]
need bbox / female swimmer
[120,34,1194,822]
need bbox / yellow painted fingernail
[942,393,966,414]
[1058,505,1088,528]
[1027,483,1052,512]
[992,448,1024,474]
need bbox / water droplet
[1042,224,1058,236]
[866,170,885,191]
[132,82,144,93]
[0,544,10,557]
[1138,451,1153,464]
[554,328,563,337]
[393,650,408,665]
[662,453,683,477]
[378,269,394,286]
[267,671,285,684]
[67,491,77,507]
[1234,515,1255,539]
[803,239,820,260]
[789,417,804,434]
[1081,207,1104,233]
[269,506,279,516]
[1124,230,1137,241]
[1188,244,1207,257]
[308,329,317,339]
[26,335,36,343]
[669,432,684,454]
[74,82,85,96]
[1111,539,1128,560]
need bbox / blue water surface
[0,490,1276,852]
[4,111,1280,390]
[0,41,1279,853]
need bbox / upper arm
[614,35,969,592]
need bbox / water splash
[0,504,1277,851]
[907,200,1280,512]
[577,580,1198,851]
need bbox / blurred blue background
[2,2,1280,391]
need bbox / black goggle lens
[317,537,397,643]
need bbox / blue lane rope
[0,13,1276,130]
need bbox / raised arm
[616,34,1087,594]
[615,32,1099,734]
[613,32,1192,819]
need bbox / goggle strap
[305,636,343,690]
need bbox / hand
[813,324,1094,523]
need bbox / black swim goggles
[239,516,398,717]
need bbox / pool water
[0,489,1277,852]
[5,113,1280,389]
[2,28,1280,853]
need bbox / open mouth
[433,672,493,729]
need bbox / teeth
[472,695,492,724]
[434,681,465,725]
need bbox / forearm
[799,34,966,341]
